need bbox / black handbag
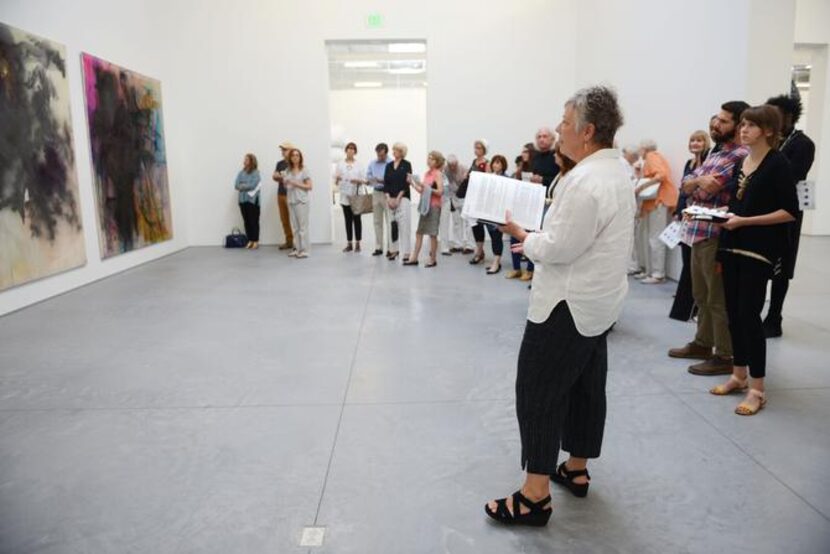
[224,228,248,248]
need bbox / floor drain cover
[300,527,326,547]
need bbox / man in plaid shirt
[669,101,749,375]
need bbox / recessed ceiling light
[388,43,426,54]
[354,81,383,88]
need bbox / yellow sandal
[710,375,748,396]
[735,389,766,416]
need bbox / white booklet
[796,180,815,210]
[682,205,733,223]
[658,221,683,249]
[462,172,546,231]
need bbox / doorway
[325,39,428,248]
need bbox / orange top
[640,150,678,216]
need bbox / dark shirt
[719,149,799,264]
[780,130,815,183]
[530,149,560,190]
[383,159,413,199]
[275,159,288,195]
[676,149,710,216]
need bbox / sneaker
[296,251,309,259]
[668,342,711,359]
[287,250,298,257]
[505,270,523,279]
[519,270,534,282]
[688,356,734,376]
[632,272,648,279]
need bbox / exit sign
[367,13,383,28]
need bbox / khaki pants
[288,201,310,253]
[691,237,732,356]
[372,190,388,252]
[278,194,293,246]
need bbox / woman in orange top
[634,140,678,283]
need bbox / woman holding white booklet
[486,86,635,528]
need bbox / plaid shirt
[681,141,748,245]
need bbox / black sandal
[425,260,437,268]
[550,462,590,497]
[484,490,552,527]
[469,255,484,265]
[403,259,419,266]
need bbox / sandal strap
[747,388,765,399]
[558,462,590,481]
[513,490,552,513]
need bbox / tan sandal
[735,389,766,416]
[710,375,748,396]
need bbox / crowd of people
[231,84,815,527]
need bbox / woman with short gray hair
[487,86,635,527]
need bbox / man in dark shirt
[763,94,816,337]
[271,142,295,250]
[529,127,560,191]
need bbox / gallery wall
[0,0,819,315]
[0,1,189,316]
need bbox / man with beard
[762,94,816,338]
[668,101,749,376]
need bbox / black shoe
[551,462,590,498]
[372,249,384,256]
[387,252,399,261]
[484,490,552,527]
[469,255,484,265]
[403,259,419,266]
[763,318,782,338]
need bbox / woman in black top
[383,142,413,261]
[710,105,798,416]
[669,130,710,322]
[466,140,491,265]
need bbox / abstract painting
[81,53,172,258]
[0,22,86,291]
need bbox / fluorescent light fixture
[343,61,381,69]
[389,67,425,75]
[388,42,426,54]
[354,81,383,88]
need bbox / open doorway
[325,39,428,249]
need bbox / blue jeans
[511,236,534,272]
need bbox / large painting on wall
[0,22,86,291]
[81,53,172,258]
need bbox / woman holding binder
[487,86,634,527]
[466,139,491,265]
[482,155,510,275]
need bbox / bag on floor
[224,228,248,248]
[351,186,374,215]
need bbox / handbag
[224,227,248,248]
[637,178,660,200]
[351,185,374,215]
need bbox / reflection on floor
[1,238,829,553]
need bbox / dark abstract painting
[81,53,172,258]
[0,22,86,291]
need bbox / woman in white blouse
[335,142,365,253]
[487,86,635,527]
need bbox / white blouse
[335,159,365,205]
[522,148,636,337]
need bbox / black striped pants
[516,301,609,475]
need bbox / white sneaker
[287,250,298,257]
[296,251,309,259]
[641,276,665,284]
[632,271,648,279]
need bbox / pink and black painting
[0,22,86,291]
[81,53,172,258]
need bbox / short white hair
[474,139,488,154]
[392,142,408,158]
[639,139,658,152]
[537,126,556,138]
[447,154,458,165]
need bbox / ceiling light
[354,81,383,88]
[388,43,426,54]
[343,61,382,69]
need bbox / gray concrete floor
[1,238,829,554]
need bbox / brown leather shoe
[668,342,711,360]
[688,356,734,376]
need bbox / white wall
[0,1,190,317]
[795,0,830,235]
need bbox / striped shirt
[681,141,747,245]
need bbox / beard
[712,127,736,144]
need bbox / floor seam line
[311,264,377,527]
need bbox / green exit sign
[367,13,383,28]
